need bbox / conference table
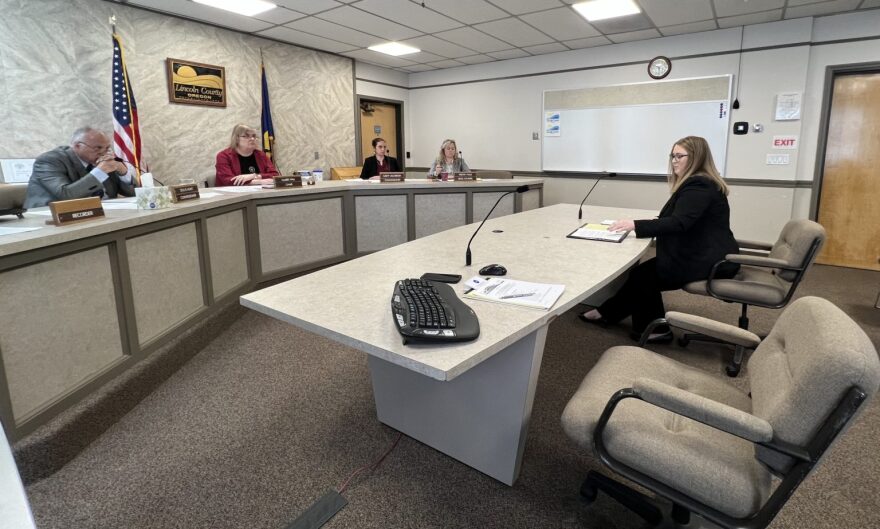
[241,203,655,485]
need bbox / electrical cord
[336,432,403,494]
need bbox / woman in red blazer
[215,124,279,186]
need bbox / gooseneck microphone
[577,172,616,219]
[466,185,530,266]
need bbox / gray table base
[368,325,549,485]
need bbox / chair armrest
[725,254,793,269]
[633,378,773,443]
[665,312,761,348]
[735,238,773,252]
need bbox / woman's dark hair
[371,137,386,148]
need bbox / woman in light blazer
[427,138,469,178]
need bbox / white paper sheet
[0,226,43,236]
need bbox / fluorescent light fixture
[192,0,276,17]
[368,42,421,57]
[572,0,640,22]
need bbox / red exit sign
[772,135,798,149]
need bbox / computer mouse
[479,263,507,276]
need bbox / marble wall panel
[0,246,124,422]
[126,222,205,345]
[414,193,466,238]
[356,195,408,252]
[0,0,355,185]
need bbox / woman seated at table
[578,135,740,343]
[426,138,470,179]
[215,124,279,186]
[359,137,401,179]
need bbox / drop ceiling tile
[714,0,785,18]
[272,0,342,14]
[473,17,554,47]
[421,0,509,23]
[285,17,384,47]
[639,0,714,27]
[717,9,783,28]
[785,0,862,19]
[487,48,531,60]
[354,0,463,32]
[408,51,447,63]
[520,7,600,41]
[425,59,466,68]
[124,0,275,32]
[343,48,418,67]
[434,26,511,53]
[318,6,422,40]
[455,54,496,64]
[563,35,612,48]
[658,19,718,36]
[606,28,663,43]
[399,35,478,58]
[522,42,569,55]
[486,0,566,15]
[401,63,437,72]
[256,26,358,52]
[253,7,307,24]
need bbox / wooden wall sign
[166,58,226,107]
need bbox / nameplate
[273,175,302,188]
[453,172,476,181]
[379,172,405,182]
[49,197,105,226]
[169,183,200,203]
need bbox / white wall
[355,11,880,242]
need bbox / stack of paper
[567,223,628,242]
[464,278,564,310]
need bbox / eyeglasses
[669,153,689,161]
[239,134,258,139]
[77,141,110,152]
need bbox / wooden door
[360,101,399,162]
[816,73,880,270]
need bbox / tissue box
[135,186,172,210]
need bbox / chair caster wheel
[678,337,690,347]
[579,483,598,503]
[726,364,742,377]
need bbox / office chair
[680,219,826,376]
[561,296,879,529]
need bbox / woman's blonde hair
[437,139,460,162]
[229,124,258,150]
[668,136,728,195]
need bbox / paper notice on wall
[544,111,560,137]
[775,93,801,121]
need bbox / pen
[500,292,536,299]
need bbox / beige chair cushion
[768,220,826,281]
[748,297,880,471]
[561,346,772,518]
[0,184,27,211]
[685,266,788,306]
[477,170,512,179]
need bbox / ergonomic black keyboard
[391,279,480,344]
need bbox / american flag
[112,33,144,185]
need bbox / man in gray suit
[24,126,136,209]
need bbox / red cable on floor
[336,432,403,494]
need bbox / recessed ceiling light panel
[192,0,276,17]
[368,42,421,57]
[572,0,641,22]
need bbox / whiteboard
[542,100,730,175]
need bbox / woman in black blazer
[360,137,401,179]
[580,136,739,342]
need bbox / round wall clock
[648,56,671,79]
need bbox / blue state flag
[260,62,275,161]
